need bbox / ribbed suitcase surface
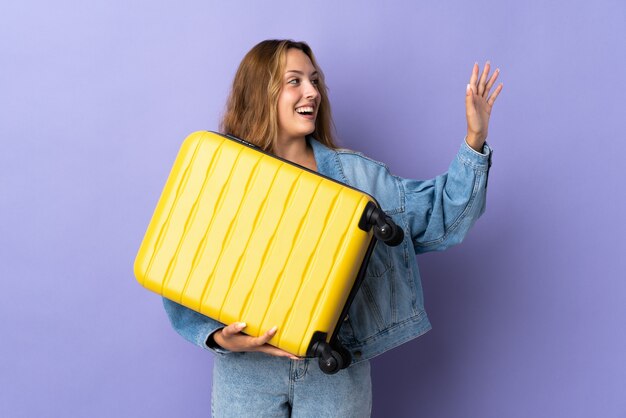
[135,131,375,356]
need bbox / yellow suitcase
[134,131,402,373]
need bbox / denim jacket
[163,137,492,364]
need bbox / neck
[274,136,317,171]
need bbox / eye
[287,78,300,85]
[311,78,319,85]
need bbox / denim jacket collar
[307,136,347,183]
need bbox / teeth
[296,106,314,114]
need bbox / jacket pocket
[346,243,395,341]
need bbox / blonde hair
[220,40,337,153]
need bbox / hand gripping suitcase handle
[359,202,404,246]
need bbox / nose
[304,80,319,100]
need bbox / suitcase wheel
[360,202,404,246]
[313,341,352,375]
[373,219,404,246]
[318,350,344,375]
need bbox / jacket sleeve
[400,139,492,254]
[162,298,230,354]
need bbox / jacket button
[353,350,362,359]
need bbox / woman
[163,39,502,417]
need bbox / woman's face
[276,48,320,144]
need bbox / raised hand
[465,61,503,152]
[212,321,300,359]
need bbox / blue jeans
[211,352,372,417]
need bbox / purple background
[2,0,625,417]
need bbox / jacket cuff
[205,329,231,354]
[459,137,492,171]
[162,298,231,355]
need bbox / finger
[256,344,300,360]
[484,68,500,98]
[221,321,247,338]
[487,83,503,107]
[478,61,491,96]
[468,62,479,94]
[249,326,278,346]
[465,84,476,114]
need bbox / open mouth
[295,106,315,116]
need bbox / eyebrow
[285,70,318,76]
